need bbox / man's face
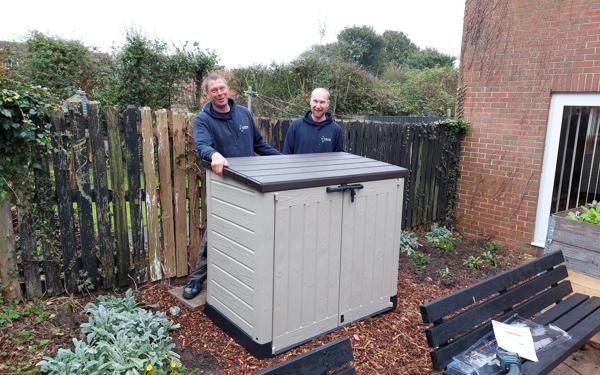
[206,79,230,110]
[310,91,330,120]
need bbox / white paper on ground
[492,320,539,362]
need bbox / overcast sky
[1,0,465,68]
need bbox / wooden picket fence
[1,102,206,298]
[0,106,457,299]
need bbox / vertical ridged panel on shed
[272,186,343,352]
[339,179,403,324]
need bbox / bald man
[282,88,344,154]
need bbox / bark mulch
[0,234,530,374]
[135,235,531,375]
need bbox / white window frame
[533,93,600,247]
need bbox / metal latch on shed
[326,183,364,202]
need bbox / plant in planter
[567,200,600,225]
[551,200,600,278]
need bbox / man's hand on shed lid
[211,152,228,176]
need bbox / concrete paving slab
[168,284,207,310]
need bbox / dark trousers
[188,232,207,282]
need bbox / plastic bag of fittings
[445,314,571,375]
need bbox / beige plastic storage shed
[203,152,408,357]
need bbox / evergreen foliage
[0,78,57,202]
[2,30,219,110]
[230,25,458,118]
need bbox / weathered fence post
[19,206,42,298]
[36,155,61,296]
[186,113,202,273]
[89,102,115,288]
[173,112,188,277]
[0,198,22,300]
[70,101,98,289]
[51,110,78,292]
[106,107,129,286]
[141,108,162,281]
[124,106,144,284]
[156,110,176,278]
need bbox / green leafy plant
[438,266,452,278]
[410,251,430,267]
[37,289,184,374]
[435,237,456,252]
[463,256,483,269]
[77,271,95,294]
[426,223,459,251]
[0,78,57,202]
[483,240,502,253]
[399,230,420,256]
[0,301,50,326]
[567,201,600,225]
[109,30,220,110]
[482,250,498,267]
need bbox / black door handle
[326,183,364,202]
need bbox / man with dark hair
[282,88,344,154]
[183,74,279,299]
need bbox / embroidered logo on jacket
[239,123,249,132]
[320,136,332,143]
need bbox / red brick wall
[457,0,600,253]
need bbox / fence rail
[0,107,458,298]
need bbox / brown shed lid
[202,152,409,193]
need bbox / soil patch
[398,230,531,289]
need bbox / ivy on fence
[1,78,62,299]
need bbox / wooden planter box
[551,208,600,278]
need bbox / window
[533,94,600,247]
[552,106,600,212]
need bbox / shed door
[272,187,343,353]
[338,179,403,325]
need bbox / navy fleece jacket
[282,111,344,154]
[193,99,280,160]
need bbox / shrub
[410,251,430,267]
[37,289,183,374]
[426,223,459,251]
[399,230,420,255]
[0,78,57,202]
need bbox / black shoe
[183,279,203,299]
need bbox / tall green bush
[230,26,458,118]
[104,31,220,109]
[5,31,112,100]
[0,78,57,202]
[3,31,219,109]
[383,66,458,116]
